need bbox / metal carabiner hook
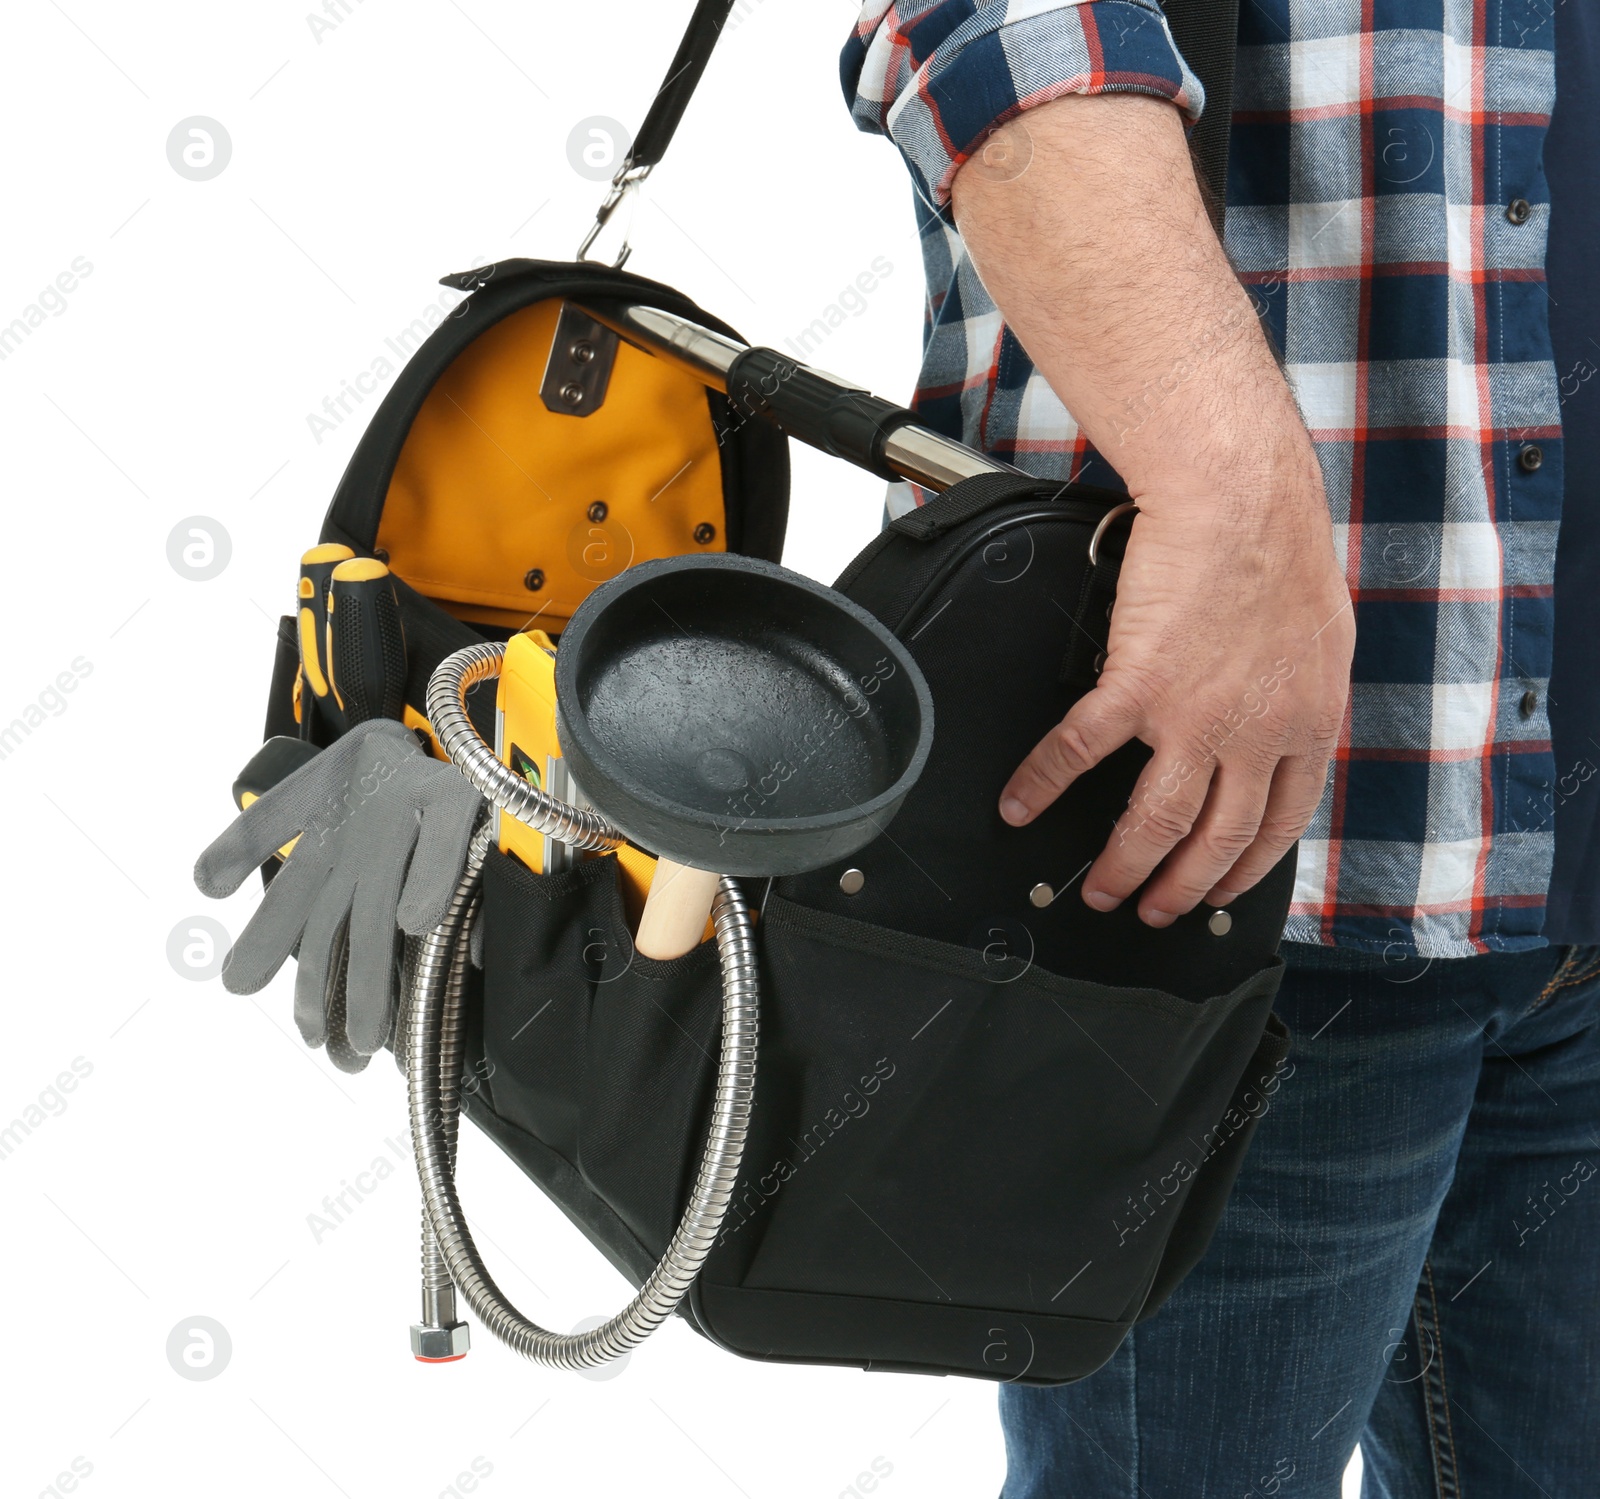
[576,161,652,269]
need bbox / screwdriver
[297,544,354,739]
[327,558,408,726]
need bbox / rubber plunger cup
[554,554,934,951]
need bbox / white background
[0,3,1360,1496]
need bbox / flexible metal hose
[409,644,761,1368]
[417,899,475,1332]
[424,640,624,854]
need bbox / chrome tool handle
[575,300,1022,493]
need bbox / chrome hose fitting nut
[410,1321,471,1362]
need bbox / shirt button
[1520,689,1539,718]
[1519,444,1544,472]
[1507,198,1533,225]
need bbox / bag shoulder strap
[577,1,735,263]
[629,1,737,173]
[1162,0,1240,228]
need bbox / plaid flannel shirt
[843,0,1563,958]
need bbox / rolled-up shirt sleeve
[841,0,1204,213]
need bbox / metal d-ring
[1087,501,1139,568]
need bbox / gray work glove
[195,719,483,1059]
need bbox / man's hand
[951,93,1353,927]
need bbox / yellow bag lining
[377,298,728,632]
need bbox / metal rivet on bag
[1208,910,1233,936]
[560,381,585,406]
[571,340,595,365]
[839,868,865,895]
[693,522,716,545]
[587,500,608,523]
[1029,883,1055,909]
[523,568,545,592]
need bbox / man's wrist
[1129,434,1324,512]
[1116,389,1325,516]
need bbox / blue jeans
[1000,941,1600,1498]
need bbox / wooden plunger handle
[635,859,722,961]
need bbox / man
[844,2,1600,1494]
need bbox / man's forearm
[951,92,1322,510]
[953,91,1352,924]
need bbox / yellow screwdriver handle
[297,544,354,736]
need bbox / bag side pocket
[701,898,1284,1356]
[476,848,724,1270]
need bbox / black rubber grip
[329,565,408,727]
[724,348,918,480]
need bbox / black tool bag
[256,0,1283,1384]
[464,460,1294,1385]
